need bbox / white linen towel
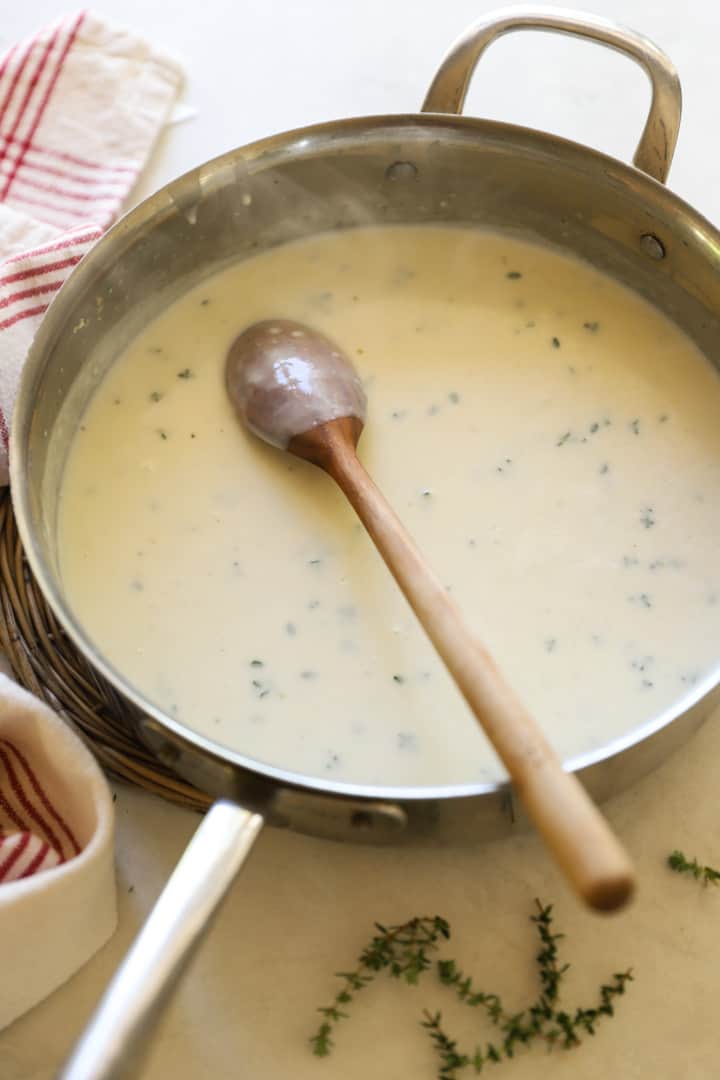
[0,674,116,1030]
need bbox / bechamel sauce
[58,226,720,787]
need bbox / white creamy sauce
[58,226,720,787]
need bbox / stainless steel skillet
[9,8,720,1077]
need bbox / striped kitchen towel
[0,735,80,882]
[0,672,116,1030]
[0,10,184,483]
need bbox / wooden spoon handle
[328,441,634,912]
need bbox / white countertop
[3,1,720,1077]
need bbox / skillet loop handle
[421,6,682,184]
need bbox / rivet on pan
[158,741,181,764]
[385,160,418,182]
[350,805,407,832]
[640,233,666,260]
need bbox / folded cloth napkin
[0,11,183,1028]
[0,8,184,482]
[0,673,115,1030]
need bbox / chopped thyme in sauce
[628,593,653,608]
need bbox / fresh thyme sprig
[310,915,450,1057]
[668,850,720,886]
[310,901,632,1077]
[421,901,632,1076]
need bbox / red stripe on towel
[0,36,34,134]
[2,229,100,264]
[6,740,80,855]
[0,27,62,176]
[0,743,63,855]
[5,190,83,222]
[0,253,83,287]
[0,830,31,880]
[10,172,119,206]
[0,279,62,310]
[14,156,127,190]
[18,839,51,879]
[0,303,49,331]
[31,142,137,174]
[0,786,25,832]
[0,42,21,89]
[1,14,86,202]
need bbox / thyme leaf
[667,850,720,886]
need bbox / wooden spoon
[226,318,635,912]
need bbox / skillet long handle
[60,801,264,1080]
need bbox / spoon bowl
[226,318,367,449]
